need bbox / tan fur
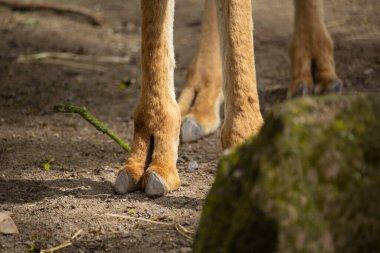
[119,0,181,193]
[289,0,339,96]
[215,0,263,148]
[178,0,223,136]
[180,0,341,138]
[117,0,340,196]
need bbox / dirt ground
[0,0,379,252]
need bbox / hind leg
[115,0,181,197]
[178,0,223,143]
[288,0,342,98]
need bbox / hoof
[287,83,311,99]
[315,79,343,95]
[181,117,205,143]
[144,171,168,197]
[326,80,343,94]
[114,171,137,194]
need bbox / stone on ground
[194,94,380,253]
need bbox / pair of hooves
[114,118,205,197]
[288,80,343,98]
[114,171,168,197]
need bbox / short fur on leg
[116,0,343,197]
[179,0,223,143]
[115,0,181,197]
[216,0,264,149]
[288,0,342,98]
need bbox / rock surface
[0,212,19,235]
[194,94,380,253]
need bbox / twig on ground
[344,32,380,41]
[263,84,287,92]
[77,194,113,198]
[326,18,348,29]
[16,52,130,64]
[174,223,194,240]
[53,105,131,153]
[105,213,172,226]
[23,203,37,207]
[105,213,195,240]
[40,229,83,253]
[16,52,131,72]
[0,0,104,25]
[28,58,107,72]
[40,241,72,253]
[71,229,83,240]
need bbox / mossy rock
[194,94,380,253]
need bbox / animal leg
[179,0,223,143]
[216,0,263,149]
[115,0,181,197]
[288,0,342,98]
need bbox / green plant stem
[54,105,131,153]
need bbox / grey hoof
[287,83,311,99]
[325,80,343,94]
[314,80,343,95]
[114,171,136,194]
[144,172,168,197]
[181,117,205,143]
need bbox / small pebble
[24,240,33,246]
[364,68,373,75]
[187,161,199,170]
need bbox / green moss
[194,94,380,253]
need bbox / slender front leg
[288,0,342,97]
[115,0,181,197]
[215,0,263,149]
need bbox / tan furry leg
[288,0,342,98]
[216,0,263,149]
[178,0,223,143]
[115,0,180,197]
